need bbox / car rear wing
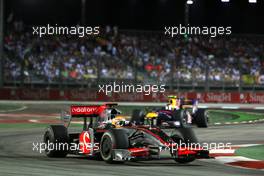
[70,103,118,118]
[70,105,101,117]
[61,103,118,129]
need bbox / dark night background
[4,0,264,33]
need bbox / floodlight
[187,0,193,5]
[249,0,257,3]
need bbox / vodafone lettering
[71,106,99,115]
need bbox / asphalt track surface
[0,103,264,176]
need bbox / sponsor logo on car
[71,106,99,115]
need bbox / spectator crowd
[4,22,264,86]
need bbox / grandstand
[0,0,264,94]
[3,23,264,91]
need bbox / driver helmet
[166,95,180,110]
[100,108,120,123]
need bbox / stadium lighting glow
[187,0,193,5]
[249,0,257,3]
[221,0,230,2]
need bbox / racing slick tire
[194,109,208,128]
[43,125,69,157]
[171,134,184,145]
[100,129,129,163]
[174,156,195,163]
[171,129,197,163]
[172,109,191,128]
[131,109,145,125]
[178,127,198,144]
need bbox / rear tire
[131,109,145,125]
[43,125,69,157]
[100,129,129,163]
[195,109,208,128]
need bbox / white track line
[0,106,27,113]
[221,106,239,109]
[28,119,39,123]
[209,149,235,154]
[254,107,264,110]
[215,156,258,163]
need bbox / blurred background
[0,0,263,100]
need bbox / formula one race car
[132,96,209,128]
[43,103,210,164]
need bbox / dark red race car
[43,103,210,163]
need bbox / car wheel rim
[101,136,112,158]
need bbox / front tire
[174,156,195,163]
[131,109,145,125]
[194,109,208,128]
[172,109,191,128]
[171,129,198,164]
[100,129,129,163]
